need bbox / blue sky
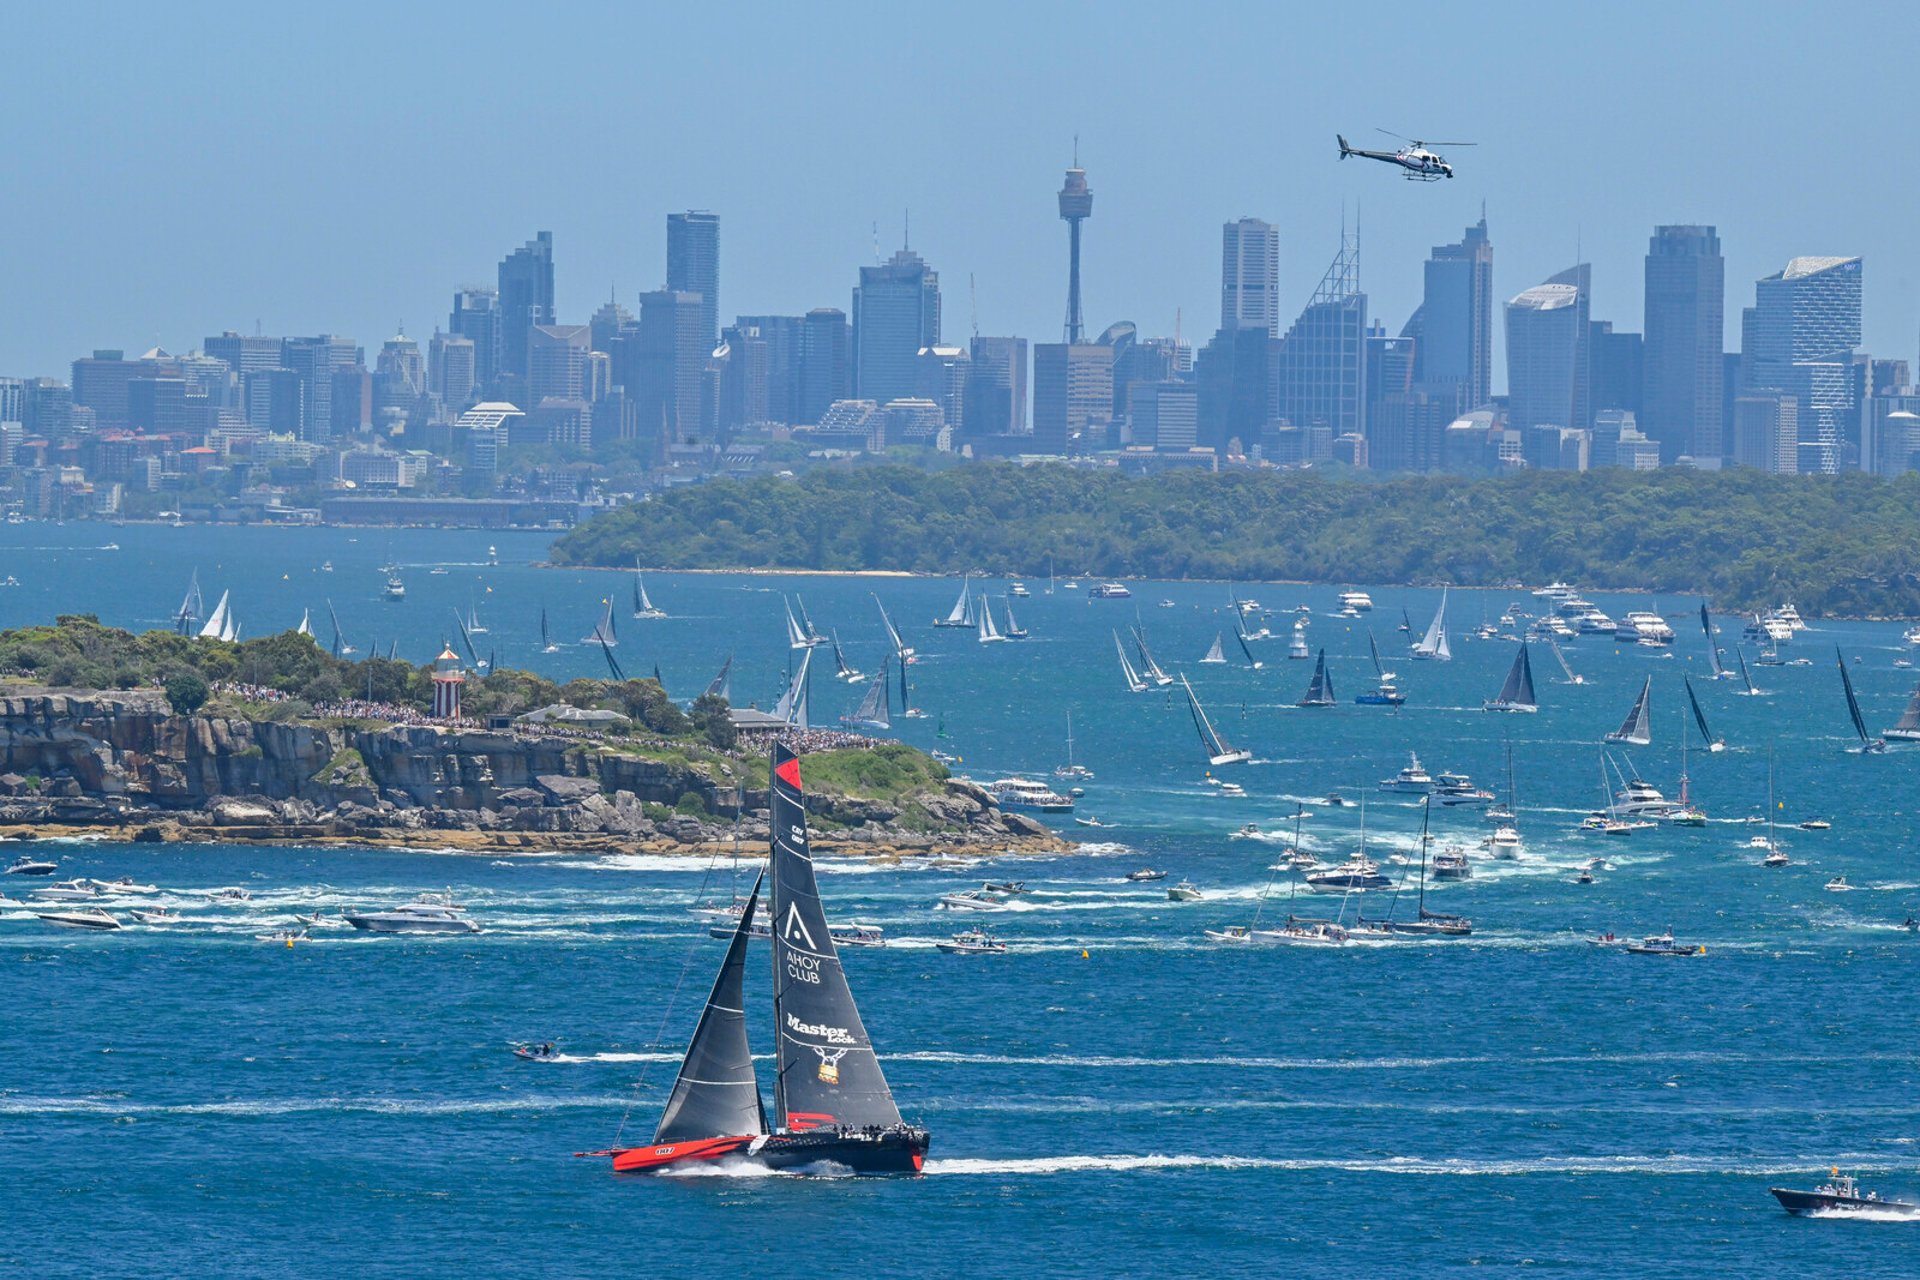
[1,1,1912,385]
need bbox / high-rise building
[799,308,851,425]
[1272,234,1367,439]
[1130,381,1199,450]
[1731,394,1800,473]
[1505,266,1591,439]
[70,350,141,432]
[428,331,476,409]
[1589,322,1644,420]
[373,332,425,420]
[1194,326,1271,454]
[734,315,805,425]
[1642,225,1725,464]
[1032,343,1114,453]
[853,247,940,407]
[917,345,970,429]
[963,336,1028,437]
[1221,218,1281,337]
[280,336,360,441]
[204,332,284,389]
[1058,162,1092,343]
[497,232,555,382]
[633,290,707,443]
[528,324,590,404]
[0,377,23,426]
[449,288,503,394]
[667,212,721,349]
[1415,216,1493,407]
[1744,255,1862,473]
[589,299,636,355]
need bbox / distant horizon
[3,1,1915,388]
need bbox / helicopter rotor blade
[1422,140,1477,148]
[1374,127,1414,143]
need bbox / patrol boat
[1770,1170,1920,1217]
[594,744,929,1176]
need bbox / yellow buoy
[1081,949,1089,959]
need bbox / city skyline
[2,2,1915,383]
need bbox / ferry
[984,777,1075,813]
[1336,590,1374,613]
[1088,582,1132,599]
[1744,613,1793,644]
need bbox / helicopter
[1336,130,1474,181]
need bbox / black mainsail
[769,745,904,1132]
[1700,602,1727,678]
[1837,647,1884,752]
[1485,642,1538,712]
[654,871,768,1144]
[1885,685,1920,741]
[1684,676,1723,751]
[1297,648,1335,706]
[1182,674,1249,765]
[1604,675,1653,745]
[704,654,733,702]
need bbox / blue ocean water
[3,525,1920,1276]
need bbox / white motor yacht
[87,877,158,895]
[344,903,481,934]
[1379,752,1435,793]
[985,777,1075,813]
[1433,772,1494,806]
[1336,590,1375,612]
[1166,881,1205,902]
[36,907,120,930]
[5,855,58,876]
[32,879,102,902]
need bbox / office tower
[799,308,852,424]
[70,350,141,431]
[916,345,970,427]
[1221,218,1280,336]
[203,332,284,386]
[1272,233,1367,439]
[1194,326,1271,453]
[23,378,72,437]
[634,290,707,443]
[853,247,940,406]
[1058,162,1092,342]
[127,376,186,433]
[332,366,371,435]
[280,336,359,441]
[1641,225,1725,464]
[667,212,721,349]
[589,299,636,355]
[429,331,476,408]
[450,288,503,393]
[374,332,425,420]
[1731,394,1800,472]
[1505,266,1591,439]
[1589,321,1644,419]
[528,324,590,403]
[964,336,1028,437]
[1415,215,1493,406]
[0,377,22,425]
[734,315,805,425]
[1032,343,1114,453]
[1744,255,1862,472]
[1130,381,1199,450]
[497,231,555,382]
[715,325,770,431]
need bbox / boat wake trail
[922,1153,1904,1178]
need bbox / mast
[1737,646,1757,695]
[1298,648,1334,706]
[653,870,769,1143]
[1235,626,1261,669]
[785,598,809,649]
[1837,647,1878,748]
[1413,588,1450,660]
[1684,676,1721,750]
[1701,601,1726,677]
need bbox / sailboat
[1410,588,1451,661]
[1054,711,1093,781]
[1836,647,1887,753]
[1604,675,1653,746]
[173,571,203,635]
[1296,649,1336,707]
[1200,633,1228,665]
[632,569,666,619]
[1883,684,1920,742]
[1483,739,1521,857]
[794,596,827,646]
[465,598,488,635]
[1546,634,1584,685]
[1759,749,1789,866]
[976,600,1006,644]
[771,650,812,728]
[1181,675,1250,766]
[1130,625,1174,686]
[1665,709,1707,825]
[540,608,560,654]
[783,597,818,650]
[704,655,733,702]
[198,590,236,642]
[1355,631,1405,706]
[1484,641,1538,713]
[933,577,973,628]
[1114,630,1148,694]
[1233,626,1264,670]
[1700,602,1731,679]
[599,746,929,1176]
[1002,598,1028,640]
[831,630,863,682]
[873,595,914,661]
[583,597,618,647]
[296,608,312,638]
[839,656,892,732]
[1684,676,1725,752]
[1364,798,1472,936]
[1735,646,1762,696]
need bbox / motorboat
[1378,752,1435,794]
[936,928,1008,955]
[513,1042,561,1061]
[36,907,120,930]
[1483,826,1521,858]
[32,879,102,902]
[1215,782,1246,798]
[255,928,309,944]
[344,903,481,933]
[384,575,406,601]
[981,881,1028,896]
[1799,818,1832,831]
[1305,854,1394,891]
[5,855,58,876]
[1431,846,1473,879]
[1166,881,1204,902]
[1088,583,1132,599]
[1231,822,1262,839]
[1125,869,1167,882]
[1433,772,1494,807]
[1614,611,1676,645]
[985,777,1075,813]
[1336,590,1374,612]
[87,877,158,895]
[1009,582,1030,598]
[1762,847,1790,867]
[1072,815,1108,828]
[1625,935,1703,956]
[1771,1171,1920,1217]
[936,888,1007,912]
[1825,876,1853,892]
[130,907,179,924]
[208,887,252,902]
[1613,776,1683,818]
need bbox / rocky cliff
[0,689,1063,857]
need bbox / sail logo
[782,903,816,949]
[785,1012,855,1044]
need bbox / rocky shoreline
[0,689,1073,861]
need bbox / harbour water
[4,524,1920,1275]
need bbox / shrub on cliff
[689,693,737,750]
[165,668,209,714]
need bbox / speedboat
[1431,846,1473,879]
[936,888,1007,912]
[1378,752,1435,794]
[513,1042,562,1061]
[36,907,120,930]
[981,881,1028,896]
[1166,881,1204,902]
[255,928,308,944]
[130,907,179,924]
[1625,934,1702,956]
[1799,818,1832,831]
[1073,815,1107,828]
[344,903,481,933]
[87,877,158,895]
[208,887,252,902]
[1306,854,1394,891]
[32,879,102,902]
[1215,782,1246,798]
[937,928,1008,955]
[1771,1171,1920,1217]
[1231,822,1262,839]
[830,923,887,948]
[1825,876,1852,892]
[5,855,58,876]
[1125,869,1166,882]
[1433,772,1493,807]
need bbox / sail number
[784,947,822,984]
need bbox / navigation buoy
[1081,949,1089,959]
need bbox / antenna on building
[903,208,911,250]
[970,273,979,339]
[871,221,880,264]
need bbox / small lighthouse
[431,645,465,721]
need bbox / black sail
[653,870,768,1144]
[768,744,903,1132]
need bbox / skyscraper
[449,289,503,395]
[1505,266,1591,444]
[1031,343,1113,453]
[1272,233,1368,440]
[428,331,476,408]
[528,324,591,404]
[734,315,806,425]
[853,247,940,407]
[280,335,360,441]
[1744,255,1862,472]
[964,336,1028,437]
[1058,161,1092,343]
[1415,216,1494,408]
[633,290,707,443]
[667,212,721,349]
[1221,218,1280,336]
[799,308,851,424]
[1642,225,1725,464]
[373,332,425,420]
[497,232,555,382]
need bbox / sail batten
[654,870,768,1143]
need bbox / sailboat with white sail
[1410,588,1451,661]
[173,571,203,635]
[784,597,825,649]
[1836,647,1887,753]
[1182,674,1250,766]
[296,608,312,637]
[1484,641,1538,713]
[197,590,237,643]
[631,568,667,619]
[873,595,914,661]
[1883,684,1920,742]
[1200,633,1228,665]
[1604,675,1653,745]
[597,746,929,1176]
[704,655,733,702]
[1002,598,1029,640]
[831,630,863,682]
[1296,649,1336,707]
[771,650,813,728]
[794,596,826,646]
[1354,631,1405,706]
[1131,625,1174,686]
[1700,602,1732,679]
[932,577,974,628]
[839,656,892,732]
[976,599,1007,644]
[1114,631,1148,694]
[1684,676,1725,752]
[465,598,488,635]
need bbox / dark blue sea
[3,524,1919,1276]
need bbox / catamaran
[1354,631,1405,705]
[1182,674,1250,766]
[1297,648,1335,707]
[1114,631,1148,694]
[1883,683,1920,742]
[1837,647,1887,753]
[933,577,974,628]
[595,747,929,1176]
[1131,625,1174,686]
[1200,633,1228,665]
[1683,676,1725,752]
[1410,588,1451,661]
[1484,641,1538,713]
[632,569,667,620]
[839,656,892,732]
[1604,675,1653,746]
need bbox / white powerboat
[37,907,120,930]
[1336,590,1375,613]
[344,903,480,934]
[87,877,158,895]
[986,777,1075,813]
[130,907,180,924]
[5,855,58,876]
[32,879,102,902]
[937,888,1008,912]
[1379,752,1435,794]
[936,928,1008,955]
[1166,881,1204,902]
[1433,772,1494,807]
